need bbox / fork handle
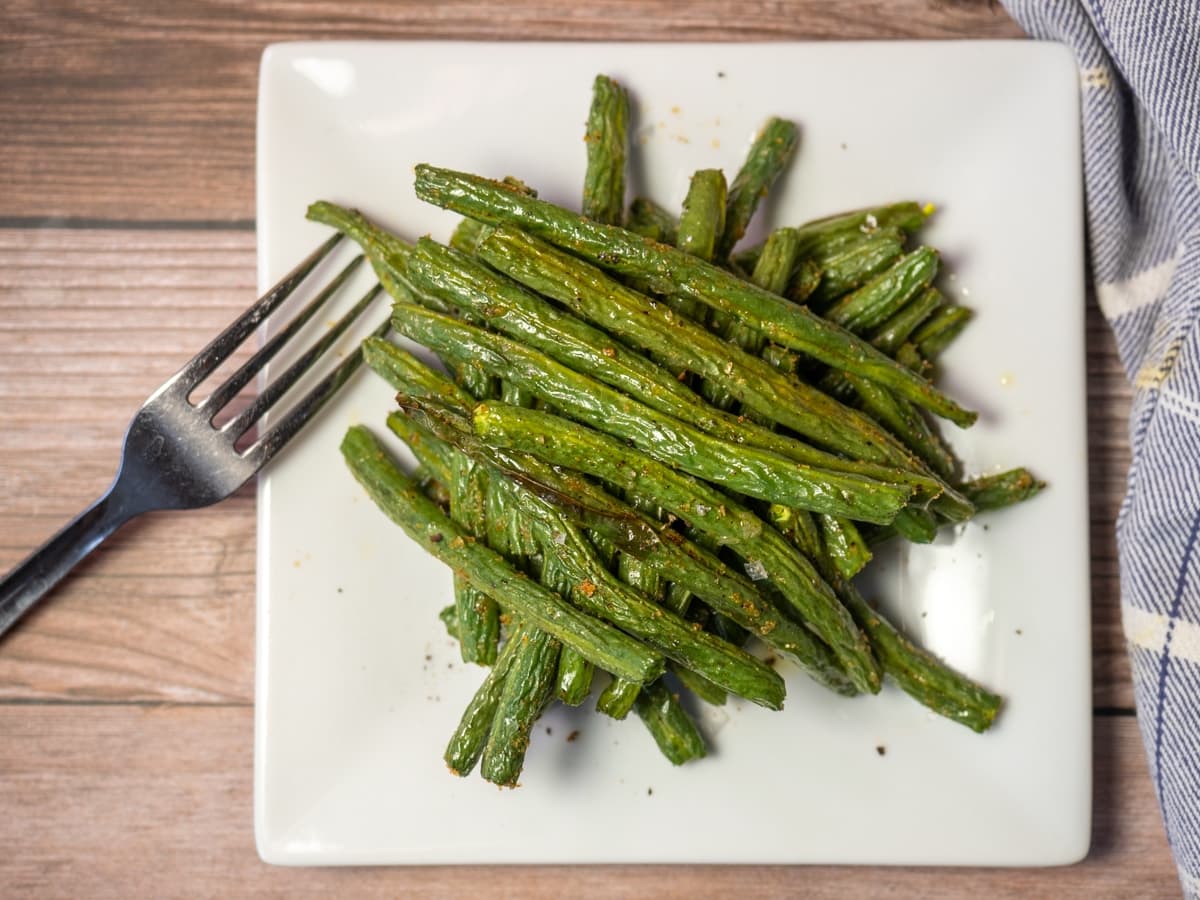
[0,490,133,639]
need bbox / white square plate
[255,40,1089,866]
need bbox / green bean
[405,239,704,418]
[706,226,803,413]
[546,555,595,707]
[844,372,959,482]
[819,514,872,580]
[583,75,629,225]
[392,395,790,708]
[723,226,803,418]
[499,379,537,408]
[634,679,707,765]
[307,200,410,276]
[673,168,728,327]
[766,504,822,560]
[761,342,801,373]
[806,261,967,502]
[797,201,931,238]
[733,201,930,270]
[592,93,700,705]
[445,622,525,777]
[796,520,1002,731]
[961,468,1046,512]
[585,532,633,715]
[472,402,882,695]
[672,663,727,707]
[872,468,1044,546]
[838,580,1001,733]
[396,393,857,695]
[341,425,664,683]
[304,201,448,318]
[617,548,664,610]
[481,628,561,786]
[914,305,974,360]
[412,166,976,426]
[474,224,934,478]
[491,461,584,707]
[500,477,786,709]
[408,236,938,498]
[896,341,929,375]
[677,169,727,263]
[374,259,588,699]
[718,117,799,259]
[869,286,944,355]
[707,120,798,404]
[596,541,667,712]
[597,676,641,720]
[750,227,803,296]
[627,197,678,243]
[806,227,907,308]
[453,181,535,256]
[788,257,823,303]
[369,344,808,647]
[415,466,450,508]
[479,476,789,708]
[555,652,594,707]
[449,217,488,255]
[709,612,750,647]
[364,336,474,410]
[447,441,497,664]
[890,507,938,544]
[823,248,940,333]
[439,604,460,641]
[451,349,505,665]
[385,342,495,666]
[389,302,914,524]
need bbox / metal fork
[0,233,384,639]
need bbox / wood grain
[0,230,259,703]
[0,708,1175,898]
[0,0,1023,222]
[0,229,1136,707]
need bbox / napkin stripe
[1152,510,1200,823]
[1164,387,1200,430]
[1125,607,1200,666]
[1097,253,1178,318]
[1115,305,1160,380]
[1185,862,1200,896]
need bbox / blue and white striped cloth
[1002,1,1200,893]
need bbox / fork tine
[196,254,364,419]
[243,315,391,469]
[225,282,384,442]
[161,232,344,396]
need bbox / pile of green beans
[326,74,1045,787]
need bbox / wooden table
[0,2,1179,896]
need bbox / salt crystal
[744,559,769,581]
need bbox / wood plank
[0,230,260,703]
[0,228,1138,705]
[0,0,1023,221]
[0,707,1176,897]
[1087,301,1134,708]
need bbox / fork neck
[0,483,140,640]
